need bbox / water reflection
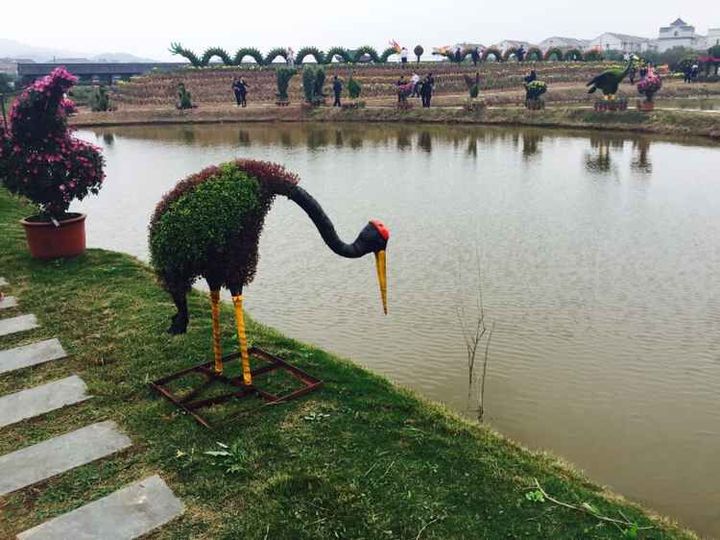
[90,125,679,179]
[79,123,720,537]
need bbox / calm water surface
[76,124,720,537]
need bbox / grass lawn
[0,187,697,539]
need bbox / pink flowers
[637,69,663,102]
[0,67,105,219]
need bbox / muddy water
[76,124,720,537]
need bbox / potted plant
[0,67,105,259]
[524,80,547,110]
[275,67,296,106]
[636,70,662,112]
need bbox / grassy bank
[71,104,720,141]
[0,187,697,539]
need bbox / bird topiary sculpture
[148,159,389,413]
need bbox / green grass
[0,187,696,539]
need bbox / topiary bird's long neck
[288,186,364,258]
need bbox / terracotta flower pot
[21,213,87,259]
[637,100,655,112]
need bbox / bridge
[17,62,189,85]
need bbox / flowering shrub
[0,67,105,220]
[525,80,547,100]
[637,70,662,101]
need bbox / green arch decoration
[295,46,325,64]
[233,47,264,64]
[482,47,502,62]
[324,47,352,63]
[503,47,518,61]
[583,49,603,62]
[525,47,543,61]
[169,43,203,67]
[544,47,563,61]
[353,46,380,63]
[264,47,289,65]
[564,48,583,61]
[201,47,233,66]
[380,47,398,63]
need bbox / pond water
[76,123,720,537]
[656,97,720,111]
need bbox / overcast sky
[4,0,716,59]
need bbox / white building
[492,40,535,53]
[655,18,705,51]
[588,33,652,53]
[537,37,590,52]
[705,28,720,49]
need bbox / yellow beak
[374,250,388,315]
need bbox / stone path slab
[0,339,67,376]
[0,421,132,496]
[0,296,18,310]
[0,277,7,286]
[0,375,91,429]
[17,475,185,540]
[0,314,39,338]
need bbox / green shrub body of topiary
[275,68,296,100]
[295,47,325,64]
[89,85,112,111]
[348,77,361,99]
[150,166,266,288]
[149,160,299,294]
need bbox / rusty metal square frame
[150,347,323,428]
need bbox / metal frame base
[150,347,323,428]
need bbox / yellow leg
[210,290,223,374]
[232,295,253,386]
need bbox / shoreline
[0,187,699,539]
[71,104,720,140]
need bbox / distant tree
[658,46,698,71]
[414,45,424,63]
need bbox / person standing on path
[420,73,433,108]
[401,47,409,67]
[410,72,420,97]
[237,77,248,107]
[332,76,343,107]
[232,78,242,106]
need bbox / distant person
[629,65,637,84]
[523,69,537,84]
[411,72,421,97]
[516,45,526,62]
[287,47,295,67]
[691,63,699,81]
[237,77,248,107]
[421,73,434,107]
[397,75,408,105]
[401,47,409,66]
[471,47,480,66]
[232,78,243,106]
[332,75,343,107]
[454,47,463,63]
[639,64,648,80]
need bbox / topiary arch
[324,47,352,63]
[233,48,264,64]
[564,48,583,61]
[503,47,518,61]
[295,46,325,64]
[264,47,289,64]
[482,47,502,62]
[201,47,233,66]
[544,47,563,61]
[353,46,381,63]
[525,47,543,61]
[380,47,398,63]
[584,49,603,62]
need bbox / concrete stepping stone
[0,277,7,286]
[0,420,132,496]
[0,375,91,429]
[17,475,185,540]
[0,314,39,338]
[0,339,67,376]
[0,296,18,310]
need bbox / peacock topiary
[586,56,635,98]
[348,77,361,99]
[89,85,112,112]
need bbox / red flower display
[0,67,105,219]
